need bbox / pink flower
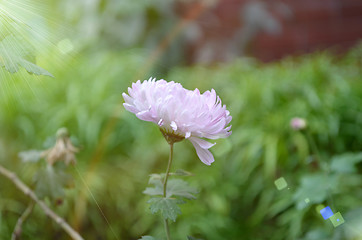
[122,78,232,165]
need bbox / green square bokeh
[274,177,287,190]
[329,212,345,227]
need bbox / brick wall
[181,0,362,63]
[254,0,362,61]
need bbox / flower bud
[290,117,307,130]
[41,128,78,166]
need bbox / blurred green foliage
[0,0,56,77]
[0,43,362,240]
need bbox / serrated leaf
[143,178,198,200]
[148,197,183,222]
[173,169,193,176]
[166,179,198,199]
[18,58,54,77]
[18,150,43,163]
[330,152,362,173]
[33,165,73,200]
[0,35,53,77]
[143,184,163,196]
[143,174,163,196]
[148,173,163,184]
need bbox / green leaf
[143,174,163,196]
[148,197,183,222]
[143,184,163,196]
[166,179,198,199]
[172,169,194,176]
[148,173,163,184]
[33,165,73,200]
[143,178,198,200]
[18,58,54,77]
[139,236,158,240]
[299,229,330,240]
[330,152,362,173]
[18,150,43,163]
[293,174,338,209]
[264,136,278,178]
[187,236,204,240]
[0,35,53,77]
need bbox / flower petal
[189,137,215,165]
[189,137,215,149]
[185,132,191,138]
[123,103,138,113]
[136,110,154,122]
[158,119,164,126]
[122,92,134,105]
[170,121,178,131]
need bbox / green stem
[163,143,174,240]
[304,130,335,208]
[305,130,321,161]
[163,219,171,240]
[163,143,174,197]
[305,130,329,171]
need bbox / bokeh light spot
[330,212,345,227]
[274,177,287,190]
[320,206,334,220]
[57,39,74,54]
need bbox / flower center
[160,128,184,145]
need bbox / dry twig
[11,201,34,240]
[0,164,84,240]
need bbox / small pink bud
[290,117,307,130]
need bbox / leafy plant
[0,1,53,77]
[1,43,361,239]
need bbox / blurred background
[0,0,361,239]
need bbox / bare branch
[11,201,34,240]
[0,164,84,240]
